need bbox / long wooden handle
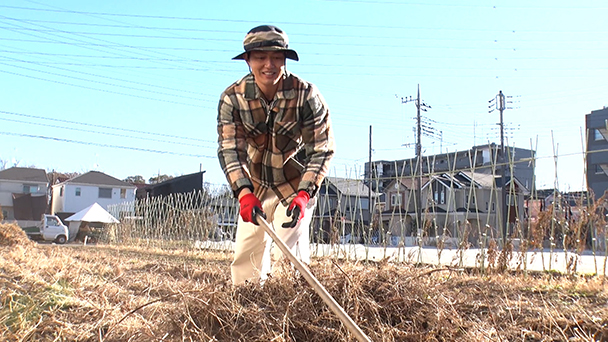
[257,216,372,342]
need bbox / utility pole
[489,90,511,246]
[399,84,431,232]
[499,91,507,246]
[368,125,373,231]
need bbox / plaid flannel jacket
[217,71,335,205]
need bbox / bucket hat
[232,25,299,61]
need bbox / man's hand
[282,191,310,228]
[239,193,265,225]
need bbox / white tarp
[65,203,119,241]
[65,203,119,223]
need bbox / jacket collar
[243,71,296,101]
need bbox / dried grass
[0,222,35,247]
[1,222,607,342]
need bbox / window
[98,187,112,199]
[2,210,7,220]
[60,187,64,197]
[595,164,605,175]
[120,188,127,199]
[594,129,604,141]
[391,193,402,206]
[75,187,81,196]
[492,202,495,212]
[434,187,445,204]
[22,184,39,193]
[466,193,476,209]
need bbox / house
[380,175,429,245]
[525,190,598,250]
[380,171,529,247]
[585,107,608,200]
[50,171,136,219]
[365,143,536,192]
[142,171,205,198]
[207,196,239,240]
[0,167,49,221]
[313,176,380,243]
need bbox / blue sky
[0,0,606,191]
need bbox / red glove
[282,191,310,228]
[239,193,265,225]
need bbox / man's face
[245,50,286,89]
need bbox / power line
[0,15,209,72]
[11,18,602,43]
[1,50,603,74]
[320,0,608,10]
[0,25,520,50]
[0,49,229,63]
[8,18,245,34]
[0,117,216,148]
[1,36,605,58]
[0,37,235,52]
[3,24,605,46]
[0,55,217,100]
[0,131,215,158]
[0,25,244,42]
[6,24,605,51]
[0,67,210,108]
[0,110,216,143]
[0,16,240,87]
[0,60,213,70]
[0,5,486,30]
[3,4,605,32]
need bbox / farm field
[1,223,607,342]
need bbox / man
[217,25,335,285]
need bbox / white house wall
[482,148,491,164]
[0,182,17,207]
[0,180,48,220]
[51,185,65,214]
[0,180,47,206]
[62,184,136,213]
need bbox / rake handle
[256,216,372,342]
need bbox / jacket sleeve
[298,85,335,197]
[217,93,254,197]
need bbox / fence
[106,151,608,276]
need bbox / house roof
[459,171,496,188]
[385,176,430,190]
[61,171,133,187]
[506,177,530,195]
[325,177,380,197]
[461,171,530,194]
[422,174,466,191]
[0,167,48,183]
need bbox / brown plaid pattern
[217,72,335,205]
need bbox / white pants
[231,191,316,285]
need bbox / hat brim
[232,46,299,61]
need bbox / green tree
[124,175,146,184]
[148,174,173,184]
